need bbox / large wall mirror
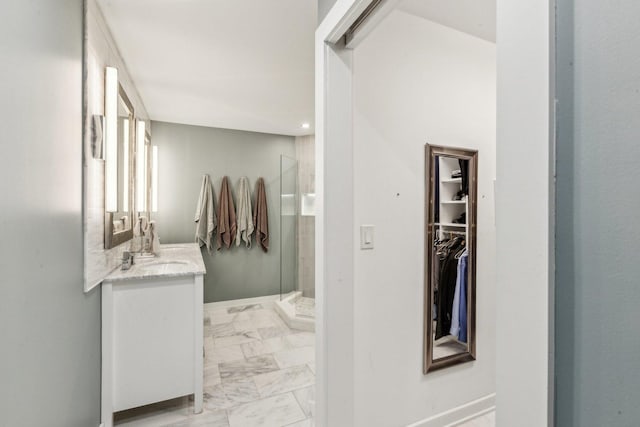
[424,144,478,373]
[104,66,135,249]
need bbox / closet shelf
[435,223,466,228]
[440,200,466,205]
[441,178,462,184]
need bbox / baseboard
[406,393,496,427]
[204,294,280,310]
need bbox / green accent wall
[151,121,296,303]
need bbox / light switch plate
[360,225,374,250]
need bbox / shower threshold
[274,291,315,332]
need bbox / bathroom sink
[143,260,189,266]
[106,244,206,281]
[158,246,188,253]
[136,260,192,274]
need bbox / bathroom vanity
[101,243,205,427]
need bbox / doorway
[315,0,554,426]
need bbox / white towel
[195,174,216,252]
[235,176,254,247]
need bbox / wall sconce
[122,118,129,212]
[136,120,147,212]
[151,145,158,213]
[104,66,118,213]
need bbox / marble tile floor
[114,301,315,427]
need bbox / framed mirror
[104,69,135,249]
[424,144,478,373]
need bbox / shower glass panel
[280,155,298,300]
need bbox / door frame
[315,1,555,425]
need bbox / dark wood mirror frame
[424,144,478,374]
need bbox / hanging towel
[217,176,237,250]
[253,177,269,252]
[235,176,254,247]
[194,174,216,252]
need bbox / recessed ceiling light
[301,123,310,129]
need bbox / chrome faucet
[121,251,134,270]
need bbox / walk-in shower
[275,153,315,330]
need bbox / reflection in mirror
[104,65,135,249]
[116,92,131,222]
[149,133,158,214]
[136,119,147,214]
[424,144,477,373]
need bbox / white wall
[352,11,496,426]
[318,0,339,23]
[0,0,101,425]
[495,0,553,424]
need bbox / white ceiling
[397,0,496,43]
[97,0,317,136]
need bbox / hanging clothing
[431,245,441,321]
[458,252,468,343]
[216,176,237,250]
[235,176,254,248]
[435,238,464,339]
[449,249,468,339]
[253,177,269,252]
[194,174,216,252]
[459,159,469,195]
[434,156,440,223]
[432,245,441,292]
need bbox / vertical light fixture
[104,66,118,212]
[151,145,158,212]
[136,120,147,212]
[122,118,129,212]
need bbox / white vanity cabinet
[101,244,205,427]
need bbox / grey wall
[555,0,640,425]
[318,0,338,24]
[0,1,101,426]
[151,121,296,303]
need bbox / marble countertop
[104,243,206,282]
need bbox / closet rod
[438,229,467,236]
